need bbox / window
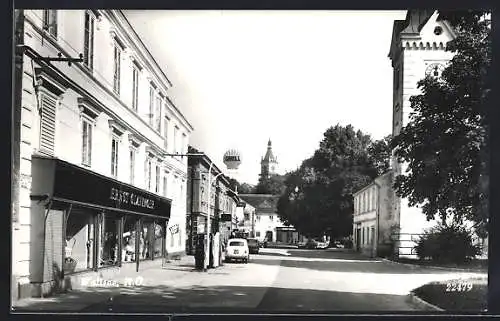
[145,158,152,191]
[257,216,261,222]
[131,63,140,111]
[149,84,155,126]
[367,189,371,211]
[163,116,169,150]
[39,92,57,155]
[173,126,179,153]
[256,231,261,237]
[155,96,162,132]
[83,11,95,69]
[163,173,168,197]
[269,215,274,221]
[99,213,120,267]
[111,136,119,178]
[64,207,96,273]
[112,43,121,95]
[82,117,93,166]
[43,10,58,38]
[182,133,187,154]
[153,221,165,258]
[129,148,136,184]
[155,165,160,193]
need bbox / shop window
[153,221,165,258]
[99,213,120,267]
[122,216,140,262]
[141,220,154,260]
[64,207,96,273]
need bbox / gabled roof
[239,194,279,212]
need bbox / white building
[12,10,193,300]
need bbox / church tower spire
[260,138,279,179]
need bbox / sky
[124,10,407,185]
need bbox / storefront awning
[31,155,172,219]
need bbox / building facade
[239,194,300,243]
[186,149,240,254]
[260,139,278,179]
[352,172,395,257]
[387,10,456,258]
[12,10,193,300]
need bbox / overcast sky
[124,10,407,185]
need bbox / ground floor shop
[22,155,172,298]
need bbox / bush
[415,223,482,264]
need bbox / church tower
[260,139,278,179]
[388,10,456,258]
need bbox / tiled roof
[239,194,279,212]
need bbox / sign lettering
[109,187,155,209]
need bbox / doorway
[356,228,361,252]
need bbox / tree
[226,177,255,194]
[391,10,491,234]
[255,174,287,195]
[277,124,391,239]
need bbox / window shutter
[40,93,57,155]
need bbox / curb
[406,292,444,311]
[380,258,486,273]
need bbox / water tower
[223,148,242,183]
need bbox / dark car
[247,238,260,254]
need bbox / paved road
[13,248,485,313]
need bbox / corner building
[12,10,193,299]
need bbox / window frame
[155,164,161,194]
[43,9,58,38]
[83,10,96,70]
[131,62,140,111]
[111,135,120,178]
[148,84,156,127]
[129,147,136,185]
[112,41,122,95]
[81,115,94,167]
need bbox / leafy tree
[255,174,287,195]
[226,177,255,194]
[277,124,391,239]
[391,10,491,234]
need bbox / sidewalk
[12,255,201,312]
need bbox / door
[265,231,273,242]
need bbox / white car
[225,238,250,263]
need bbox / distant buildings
[186,148,241,254]
[12,10,193,299]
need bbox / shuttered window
[112,44,121,95]
[39,93,57,155]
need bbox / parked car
[316,241,329,249]
[305,239,318,249]
[331,241,345,248]
[259,239,268,248]
[247,238,260,254]
[225,238,250,263]
[297,241,307,249]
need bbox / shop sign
[169,224,179,234]
[41,157,171,218]
[220,214,232,222]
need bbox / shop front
[29,155,171,297]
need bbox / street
[13,248,485,313]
